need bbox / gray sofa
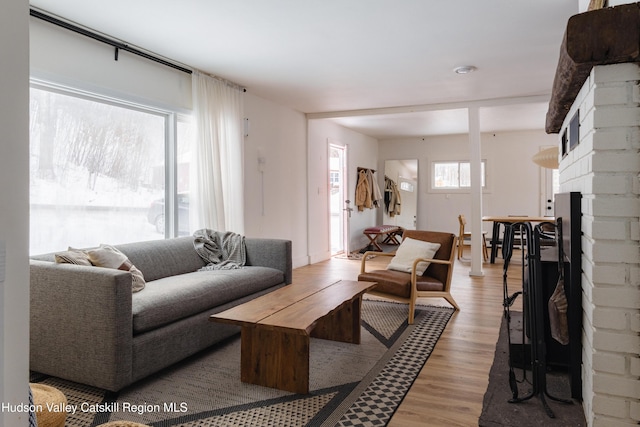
[30,236,292,391]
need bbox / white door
[329,143,348,255]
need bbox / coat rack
[357,167,376,173]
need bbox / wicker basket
[29,383,67,427]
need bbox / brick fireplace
[546,4,640,425]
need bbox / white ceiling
[29,0,579,138]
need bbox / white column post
[468,107,484,276]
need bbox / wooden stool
[363,225,401,251]
[30,383,67,427]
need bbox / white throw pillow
[87,244,146,292]
[386,237,441,275]
[54,248,92,266]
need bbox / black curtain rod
[30,8,193,75]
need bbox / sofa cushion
[116,237,206,282]
[132,266,285,333]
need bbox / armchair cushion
[358,270,445,298]
[402,230,454,284]
[386,237,440,275]
[360,269,411,297]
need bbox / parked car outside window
[147,193,190,235]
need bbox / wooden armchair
[358,230,459,324]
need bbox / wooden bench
[363,225,402,251]
[210,280,376,394]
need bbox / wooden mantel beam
[546,3,640,134]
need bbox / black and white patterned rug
[31,300,453,427]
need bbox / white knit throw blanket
[193,229,246,270]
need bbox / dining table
[482,216,555,263]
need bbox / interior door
[329,143,348,255]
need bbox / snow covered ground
[30,167,164,254]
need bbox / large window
[29,84,191,254]
[432,160,486,190]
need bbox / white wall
[1,1,30,425]
[308,119,379,261]
[243,93,309,268]
[379,130,558,236]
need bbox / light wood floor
[292,250,524,427]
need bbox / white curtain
[190,71,245,234]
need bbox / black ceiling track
[30,8,193,75]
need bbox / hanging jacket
[366,168,383,208]
[355,170,372,211]
[384,176,402,217]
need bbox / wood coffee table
[210,280,376,394]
